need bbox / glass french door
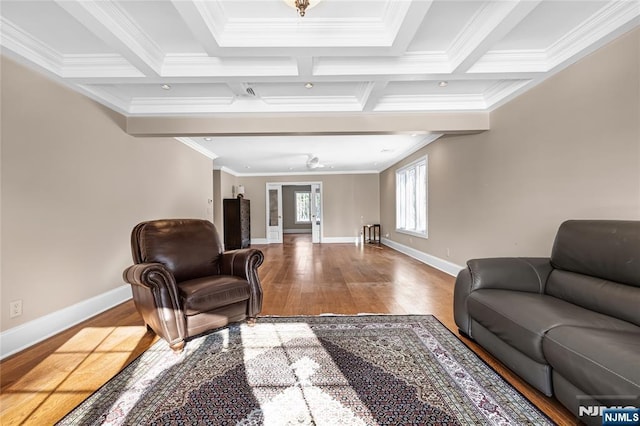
[266,184,283,243]
[311,183,321,243]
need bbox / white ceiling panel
[493,1,610,50]
[1,1,116,54]
[1,0,637,174]
[187,133,442,174]
[116,1,206,54]
[407,0,485,52]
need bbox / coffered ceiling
[2,0,638,174]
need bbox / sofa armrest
[221,249,265,317]
[467,257,553,293]
[454,257,552,336]
[122,262,186,346]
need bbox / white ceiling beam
[449,0,542,74]
[54,0,163,77]
[297,57,314,77]
[66,71,546,86]
[171,0,223,57]
[126,112,490,136]
[389,0,435,55]
[361,81,389,112]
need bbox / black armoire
[223,198,250,249]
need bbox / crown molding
[128,96,235,114]
[61,54,143,78]
[218,169,383,177]
[261,95,362,106]
[545,0,640,69]
[468,50,549,73]
[0,17,63,75]
[314,52,451,76]
[78,84,132,114]
[483,79,532,108]
[213,166,240,176]
[374,94,487,112]
[162,54,298,77]
[175,137,219,160]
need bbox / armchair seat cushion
[179,276,250,315]
[467,289,639,363]
[543,326,640,400]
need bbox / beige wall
[1,57,213,330]
[381,29,640,266]
[282,185,312,232]
[212,168,237,237]
[235,174,379,240]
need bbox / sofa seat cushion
[179,276,250,315]
[467,290,638,363]
[543,326,640,400]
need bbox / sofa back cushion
[131,219,223,283]
[547,220,640,326]
[546,270,640,326]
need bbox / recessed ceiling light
[438,81,448,87]
[410,133,418,137]
[245,165,251,169]
[161,84,171,90]
[204,137,212,141]
[305,82,313,89]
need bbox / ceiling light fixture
[306,155,325,169]
[204,137,212,141]
[305,82,313,89]
[161,84,171,90]
[438,81,448,87]
[284,0,321,17]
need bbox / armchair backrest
[131,219,224,283]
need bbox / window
[295,191,311,223]
[396,156,427,237]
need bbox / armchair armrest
[454,257,552,336]
[220,249,265,317]
[122,262,186,347]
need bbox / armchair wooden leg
[170,340,185,353]
[247,317,257,327]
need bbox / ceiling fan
[306,154,325,169]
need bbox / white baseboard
[250,238,269,245]
[381,238,464,277]
[321,237,360,244]
[283,229,312,234]
[0,285,132,360]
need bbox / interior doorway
[266,182,322,244]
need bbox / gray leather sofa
[454,220,639,425]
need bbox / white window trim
[396,156,428,239]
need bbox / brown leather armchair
[123,219,264,352]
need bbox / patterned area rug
[58,315,552,425]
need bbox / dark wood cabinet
[223,198,250,249]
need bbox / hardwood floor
[1,234,578,425]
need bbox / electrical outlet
[10,300,22,318]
